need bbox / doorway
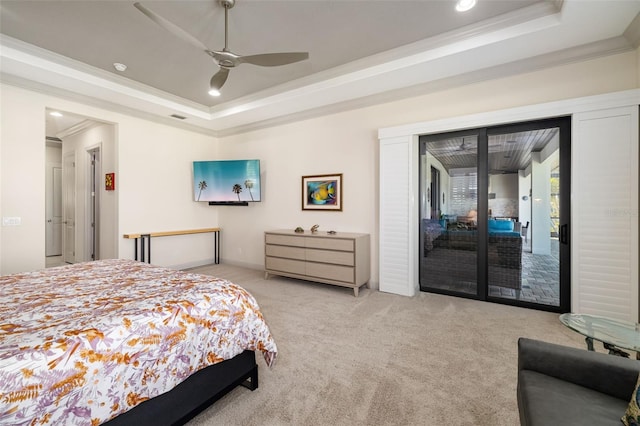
[45,109,112,267]
[45,154,63,257]
[87,147,101,261]
[418,117,570,312]
[62,151,76,264]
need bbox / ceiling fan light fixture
[456,0,477,12]
[135,1,309,99]
[113,62,127,72]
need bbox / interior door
[45,162,63,256]
[88,148,100,261]
[63,152,76,264]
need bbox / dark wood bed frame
[103,350,258,426]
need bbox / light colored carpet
[186,263,587,426]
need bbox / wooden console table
[264,229,370,296]
[123,228,220,264]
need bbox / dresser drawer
[265,257,306,275]
[265,233,305,247]
[306,248,354,266]
[266,244,305,260]
[305,237,354,251]
[306,262,354,283]
[265,230,370,296]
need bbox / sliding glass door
[419,118,570,312]
[420,131,482,297]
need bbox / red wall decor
[105,173,115,191]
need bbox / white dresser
[264,230,370,296]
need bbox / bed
[0,259,277,425]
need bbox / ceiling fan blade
[210,68,230,91]
[238,52,309,67]
[134,2,209,52]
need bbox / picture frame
[302,173,342,211]
[105,173,115,191]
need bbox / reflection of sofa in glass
[422,219,445,254]
[424,219,522,289]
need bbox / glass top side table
[559,313,640,358]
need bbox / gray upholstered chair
[517,337,640,426]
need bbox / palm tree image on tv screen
[193,160,261,203]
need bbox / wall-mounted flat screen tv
[193,159,261,203]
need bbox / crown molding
[2,1,637,137]
[217,35,635,137]
[55,119,101,139]
[623,12,640,48]
[0,73,219,138]
[206,1,561,121]
[0,2,561,133]
[0,35,210,116]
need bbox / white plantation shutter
[450,172,478,215]
[379,136,418,296]
[572,106,639,322]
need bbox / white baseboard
[219,258,264,271]
[171,258,216,270]
[171,257,264,272]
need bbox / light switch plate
[2,217,21,226]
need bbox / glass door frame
[418,117,571,313]
[419,128,488,301]
[485,117,571,313]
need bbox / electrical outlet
[2,217,21,226]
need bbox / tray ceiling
[1,0,639,135]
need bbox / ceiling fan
[428,137,503,156]
[134,0,309,96]
[456,138,469,152]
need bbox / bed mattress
[0,259,277,425]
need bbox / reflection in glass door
[420,133,480,296]
[419,118,570,312]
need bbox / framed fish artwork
[302,174,342,211]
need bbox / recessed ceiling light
[456,0,477,12]
[113,62,127,72]
[208,88,221,97]
[49,111,63,117]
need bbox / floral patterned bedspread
[0,259,277,425]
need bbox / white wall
[0,84,219,274]
[45,144,62,163]
[1,49,638,280]
[488,173,518,218]
[216,113,378,275]
[1,86,47,273]
[217,50,638,289]
[116,119,220,269]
